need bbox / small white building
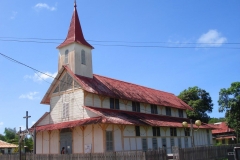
[0,140,18,154]
[33,1,214,154]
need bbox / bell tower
[57,1,94,78]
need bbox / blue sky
[0,1,239,134]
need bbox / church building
[33,2,214,154]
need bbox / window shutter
[62,103,66,118]
[171,138,175,147]
[184,137,188,148]
[152,138,158,150]
[65,103,69,118]
[81,50,86,65]
[162,138,167,148]
[135,126,140,136]
[142,138,148,151]
[136,102,140,112]
[106,131,113,151]
[132,102,136,111]
[178,138,182,148]
[157,127,161,136]
[110,98,114,109]
[115,99,119,109]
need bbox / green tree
[4,128,18,144]
[0,134,5,141]
[218,82,240,143]
[208,117,226,124]
[178,86,213,123]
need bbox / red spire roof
[57,2,94,49]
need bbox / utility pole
[23,111,31,130]
[190,119,195,147]
[19,127,22,160]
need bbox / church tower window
[65,50,69,64]
[81,50,86,65]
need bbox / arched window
[65,50,69,64]
[81,50,86,65]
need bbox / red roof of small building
[0,140,18,148]
[57,2,93,49]
[212,122,235,134]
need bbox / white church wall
[42,131,50,154]
[73,127,83,153]
[114,125,122,151]
[37,114,50,126]
[94,125,103,153]
[50,130,59,154]
[50,89,85,123]
[36,132,43,154]
[83,125,92,153]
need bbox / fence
[173,144,240,160]
[0,149,167,160]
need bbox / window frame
[132,101,140,112]
[81,50,86,65]
[65,50,69,64]
[152,138,158,150]
[178,109,183,118]
[184,128,190,136]
[170,127,177,136]
[166,107,171,116]
[106,131,113,151]
[110,98,119,109]
[152,127,161,137]
[151,104,158,114]
[135,126,140,137]
[62,102,69,119]
[142,138,148,151]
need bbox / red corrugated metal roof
[57,2,93,49]
[63,66,193,111]
[85,106,214,129]
[212,122,235,134]
[33,117,102,132]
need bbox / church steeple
[57,1,93,49]
[57,1,93,78]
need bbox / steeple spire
[57,1,93,49]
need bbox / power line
[1,36,240,44]
[0,37,240,49]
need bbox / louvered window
[132,102,140,112]
[178,138,182,148]
[207,129,210,145]
[62,103,69,119]
[152,138,158,150]
[151,104,158,114]
[81,50,86,65]
[178,109,183,118]
[110,98,119,109]
[162,138,167,148]
[65,50,69,64]
[184,137,188,148]
[184,128,190,136]
[170,127,177,136]
[135,126,140,136]
[152,127,160,136]
[142,138,148,151]
[106,131,113,151]
[171,138,175,147]
[166,107,171,116]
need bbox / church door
[60,129,72,154]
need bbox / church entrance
[60,128,72,154]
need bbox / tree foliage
[178,86,213,123]
[208,117,226,124]
[218,82,240,142]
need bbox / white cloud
[197,30,227,47]
[31,121,36,125]
[25,71,57,82]
[0,122,3,127]
[10,11,18,19]
[34,3,57,11]
[19,92,39,100]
